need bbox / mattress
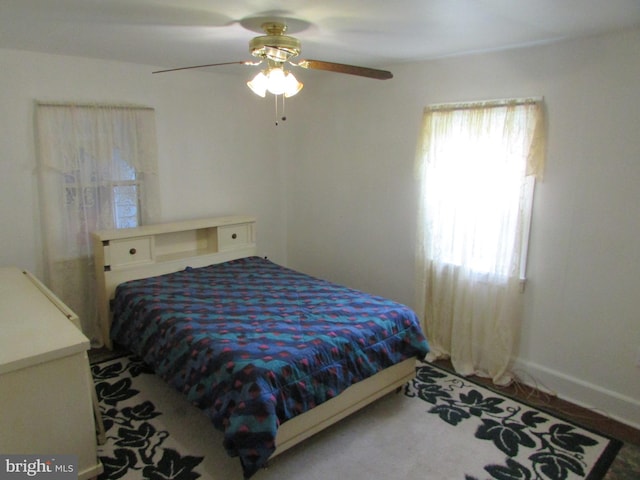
[110,256,429,477]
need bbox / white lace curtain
[415,98,545,385]
[36,103,160,346]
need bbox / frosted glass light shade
[247,68,303,98]
[247,71,268,97]
[283,72,303,98]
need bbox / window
[113,181,141,228]
[419,101,542,281]
[36,103,160,346]
[111,148,142,228]
[62,147,143,242]
[415,98,545,384]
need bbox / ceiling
[2,0,640,75]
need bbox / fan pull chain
[274,94,278,126]
[274,95,287,126]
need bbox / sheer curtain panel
[36,103,160,346]
[415,99,545,385]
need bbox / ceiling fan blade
[152,60,260,74]
[296,59,393,80]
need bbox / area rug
[91,355,621,480]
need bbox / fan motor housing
[249,22,301,62]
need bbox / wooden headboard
[92,215,257,349]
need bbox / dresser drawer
[108,237,153,268]
[218,224,251,250]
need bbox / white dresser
[0,267,103,479]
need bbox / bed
[92,217,429,478]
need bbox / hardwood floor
[432,359,640,479]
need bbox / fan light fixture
[151,19,393,124]
[246,23,303,98]
[247,67,303,97]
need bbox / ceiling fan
[152,19,393,98]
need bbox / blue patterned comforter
[111,256,429,478]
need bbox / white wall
[285,28,640,427]
[0,49,289,277]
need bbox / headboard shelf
[92,215,256,348]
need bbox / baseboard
[512,358,640,431]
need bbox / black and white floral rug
[92,355,622,480]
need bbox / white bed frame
[92,216,416,459]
